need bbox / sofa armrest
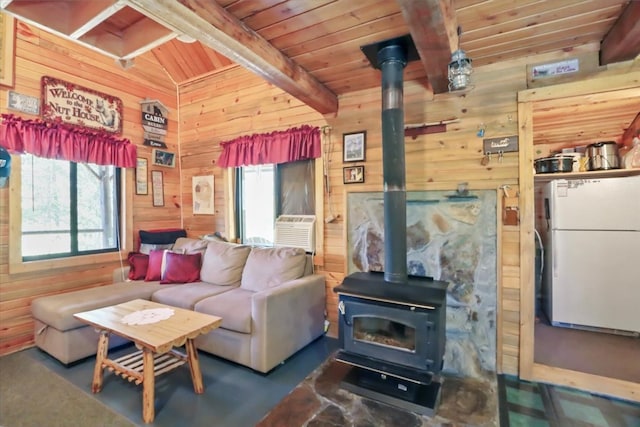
[112,266,130,283]
[250,274,326,373]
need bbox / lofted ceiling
[2,0,639,142]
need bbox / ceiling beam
[125,0,338,114]
[396,0,457,94]
[600,0,640,65]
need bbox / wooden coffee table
[74,299,222,423]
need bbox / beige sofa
[31,238,326,373]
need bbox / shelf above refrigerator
[533,168,640,183]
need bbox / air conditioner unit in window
[274,215,316,253]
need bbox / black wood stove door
[338,295,440,373]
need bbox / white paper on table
[121,308,175,325]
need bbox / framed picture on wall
[192,175,215,215]
[151,170,164,207]
[135,158,148,195]
[343,165,365,184]
[343,131,366,162]
[152,149,176,167]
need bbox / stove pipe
[379,43,408,284]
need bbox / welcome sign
[41,76,123,134]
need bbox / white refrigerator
[541,175,640,334]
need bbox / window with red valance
[221,125,321,246]
[1,114,133,262]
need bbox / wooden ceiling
[2,0,639,116]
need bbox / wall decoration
[135,158,148,195]
[0,15,15,87]
[8,91,40,115]
[192,175,215,215]
[151,170,164,207]
[151,148,176,167]
[41,76,123,134]
[343,131,366,162]
[140,99,169,148]
[343,165,364,184]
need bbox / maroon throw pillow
[160,252,201,284]
[145,249,166,281]
[127,252,149,280]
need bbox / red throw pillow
[127,252,149,280]
[160,252,201,284]
[145,249,166,281]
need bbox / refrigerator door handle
[552,232,558,278]
[544,198,550,230]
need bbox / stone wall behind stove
[347,190,497,380]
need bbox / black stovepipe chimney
[378,43,408,284]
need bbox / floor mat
[499,375,640,427]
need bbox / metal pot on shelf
[586,141,620,170]
[534,155,574,174]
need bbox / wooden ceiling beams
[600,0,640,65]
[126,0,338,115]
[397,0,458,94]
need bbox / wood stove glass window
[353,316,416,353]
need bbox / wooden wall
[178,67,328,238]
[177,44,607,375]
[0,20,179,355]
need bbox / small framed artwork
[343,165,365,184]
[135,158,148,195]
[192,175,215,215]
[152,148,176,167]
[343,131,366,162]
[151,170,164,207]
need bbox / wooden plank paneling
[0,21,178,356]
[178,65,326,241]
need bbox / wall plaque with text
[41,76,123,134]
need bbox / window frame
[8,153,134,274]
[231,158,324,249]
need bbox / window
[239,164,276,245]
[20,154,121,261]
[237,160,315,245]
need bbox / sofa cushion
[160,252,201,284]
[240,246,306,292]
[144,249,166,281]
[151,282,232,310]
[139,229,186,245]
[139,243,173,255]
[173,237,209,256]
[200,240,251,286]
[194,288,253,334]
[31,282,168,332]
[127,252,149,280]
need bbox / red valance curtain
[0,114,137,168]
[217,125,321,167]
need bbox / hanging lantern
[448,49,473,91]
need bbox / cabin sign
[41,76,123,134]
[140,99,169,148]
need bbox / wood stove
[334,35,448,416]
[334,272,447,415]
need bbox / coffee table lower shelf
[104,349,188,385]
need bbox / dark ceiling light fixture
[448,26,473,92]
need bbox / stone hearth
[257,355,498,427]
[347,190,497,380]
